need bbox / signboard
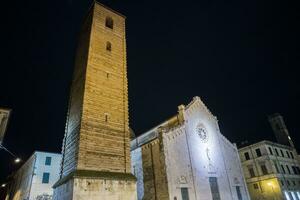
[0,108,11,145]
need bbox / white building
[239,140,300,200]
[131,97,250,200]
[5,151,61,200]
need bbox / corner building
[131,97,250,200]
[53,2,137,200]
[239,141,300,200]
[5,151,61,200]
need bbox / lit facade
[131,97,250,200]
[5,151,62,200]
[53,2,137,200]
[239,140,300,200]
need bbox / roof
[238,140,294,151]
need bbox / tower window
[104,113,109,122]
[290,152,294,159]
[106,42,112,51]
[105,17,114,29]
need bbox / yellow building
[239,140,300,200]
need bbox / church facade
[131,97,250,200]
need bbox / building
[268,113,295,148]
[131,97,250,200]
[53,2,137,200]
[239,140,300,200]
[5,151,61,200]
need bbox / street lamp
[14,158,21,163]
[0,144,21,164]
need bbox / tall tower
[53,2,137,199]
[268,113,295,148]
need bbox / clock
[196,123,208,143]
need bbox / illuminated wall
[5,151,61,200]
[131,97,250,200]
[246,178,283,200]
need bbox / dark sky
[0,0,299,182]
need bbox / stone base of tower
[53,170,137,200]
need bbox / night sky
[0,0,299,182]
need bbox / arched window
[105,17,113,29]
[106,42,112,51]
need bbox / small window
[255,148,262,157]
[261,165,268,175]
[290,152,294,159]
[286,165,291,174]
[268,147,273,155]
[286,151,290,158]
[105,113,108,122]
[244,152,250,160]
[253,183,259,189]
[280,149,284,157]
[275,148,279,156]
[45,157,51,166]
[106,42,112,51]
[293,181,296,186]
[274,162,280,173]
[249,168,255,177]
[281,165,286,174]
[296,167,300,174]
[42,172,50,184]
[105,17,114,29]
[292,166,297,174]
[281,180,285,186]
[287,180,290,186]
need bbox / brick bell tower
[53,2,137,199]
